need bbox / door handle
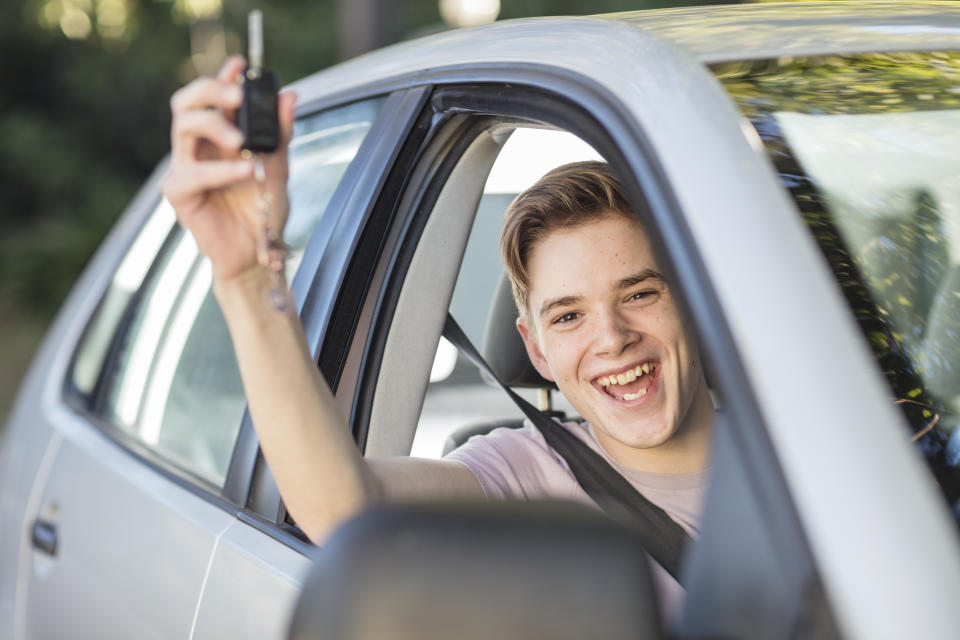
[31,519,58,556]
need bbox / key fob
[239,10,279,153]
[239,68,279,153]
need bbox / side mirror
[288,501,663,640]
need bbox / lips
[593,361,658,402]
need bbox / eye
[552,312,580,325]
[627,290,657,303]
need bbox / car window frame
[211,63,822,630]
[284,76,833,629]
[228,87,432,548]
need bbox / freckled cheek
[544,338,586,386]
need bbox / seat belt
[442,314,691,583]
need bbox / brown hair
[500,160,634,319]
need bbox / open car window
[339,79,842,637]
[411,128,600,458]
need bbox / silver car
[3,2,960,638]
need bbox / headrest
[481,273,556,389]
[288,502,663,640]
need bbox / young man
[164,58,714,616]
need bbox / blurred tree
[0,0,190,311]
[0,0,668,315]
[0,0,691,421]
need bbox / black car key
[238,9,279,153]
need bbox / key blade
[248,9,264,73]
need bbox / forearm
[214,268,380,542]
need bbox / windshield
[714,52,960,528]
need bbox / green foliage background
[0,0,718,422]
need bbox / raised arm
[162,58,482,543]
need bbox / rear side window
[69,97,385,488]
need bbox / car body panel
[3,3,960,639]
[191,519,307,640]
[0,162,176,638]
[2,158,238,637]
[20,406,231,639]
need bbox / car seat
[441,274,569,455]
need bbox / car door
[225,69,841,637]
[274,57,956,637]
[15,95,392,640]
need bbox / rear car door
[14,95,391,640]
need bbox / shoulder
[444,420,585,500]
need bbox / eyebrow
[538,269,664,320]
[618,268,664,289]
[539,295,582,320]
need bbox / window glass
[75,97,385,487]
[71,202,176,396]
[411,128,599,458]
[714,52,960,525]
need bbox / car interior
[406,127,594,458]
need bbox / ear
[516,316,555,381]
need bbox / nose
[591,307,639,357]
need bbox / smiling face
[516,214,713,471]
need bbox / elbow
[298,482,384,546]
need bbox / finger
[217,55,246,82]
[277,91,298,150]
[260,91,297,182]
[170,77,243,116]
[163,160,254,203]
[172,109,245,163]
[217,56,246,121]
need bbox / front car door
[250,12,960,639]
[9,94,393,639]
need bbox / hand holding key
[163,52,296,286]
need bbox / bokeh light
[439,0,500,27]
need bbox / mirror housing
[288,501,663,640]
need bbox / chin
[602,418,675,450]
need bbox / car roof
[291,1,960,105]
[609,1,960,63]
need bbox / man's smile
[592,361,659,402]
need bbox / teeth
[596,362,656,387]
[622,388,647,401]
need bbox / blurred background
[0,0,745,424]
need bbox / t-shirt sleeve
[444,424,567,501]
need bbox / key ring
[246,151,290,312]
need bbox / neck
[594,379,715,474]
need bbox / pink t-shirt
[444,419,708,625]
